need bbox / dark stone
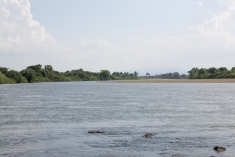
[144,133,154,137]
[213,146,226,152]
[88,130,104,134]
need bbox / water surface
[1,82,235,157]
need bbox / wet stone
[88,130,104,134]
[213,146,226,152]
[144,133,154,137]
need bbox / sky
[1,0,235,74]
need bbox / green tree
[27,64,42,72]
[20,69,36,83]
[198,68,210,79]
[220,70,232,78]
[181,74,188,79]
[173,72,181,79]
[6,70,27,83]
[219,67,228,72]
[231,67,235,72]
[188,67,199,79]
[41,69,49,77]
[99,70,110,80]
[208,67,218,78]
[0,67,8,75]
[134,71,139,78]
[44,65,53,71]
[0,72,15,84]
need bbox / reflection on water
[1,82,235,156]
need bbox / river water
[1,82,235,157]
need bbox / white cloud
[196,1,203,6]
[0,0,69,54]
[185,1,235,50]
[0,0,73,70]
[117,0,235,69]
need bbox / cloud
[74,0,235,70]
[1,0,235,72]
[0,0,56,51]
[0,0,73,70]
[186,1,235,50]
[196,1,203,6]
[120,0,235,69]
[58,0,235,71]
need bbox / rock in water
[144,133,154,137]
[88,130,104,134]
[213,146,226,152]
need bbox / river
[1,82,235,157]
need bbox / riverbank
[106,79,235,83]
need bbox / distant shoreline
[103,79,235,83]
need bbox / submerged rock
[213,146,226,152]
[88,130,104,134]
[144,133,154,137]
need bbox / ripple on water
[1,82,235,156]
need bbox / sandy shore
[103,79,235,83]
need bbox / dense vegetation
[0,71,15,84]
[0,64,139,84]
[2,65,235,84]
[188,67,235,79]
[142,72,188,79]
[156,72,188,79]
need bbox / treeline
[0,64,139,84]
[188,67,235,79]
[144,72,188,79]
[0,67,27,84]
[156,72,188,79]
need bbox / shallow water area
[1,82,235,157]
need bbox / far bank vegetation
[188,67,235,79]
[143,72,188,79]
[0,64,138,84]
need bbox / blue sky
[29,0,223,44]
[1,0,235,73]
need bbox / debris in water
[213,146,226,152]
[88,130,104,134]
[144,133,154,137]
